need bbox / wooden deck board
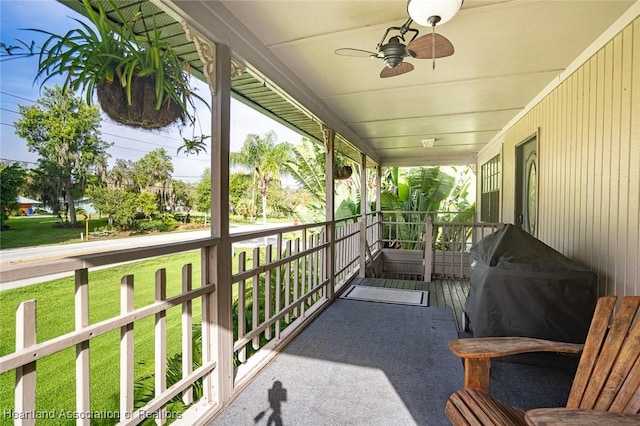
[352,277,469,331]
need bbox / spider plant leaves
[25,0,202,128]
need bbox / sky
[0,0,304,183]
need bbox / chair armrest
[448,337,583,359]
[525,408,640,425]
[448,337,583,393]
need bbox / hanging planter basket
[96,76,185,130]
[333,165,353,180]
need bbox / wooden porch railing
[424,218,502,280]
[0,210,493,424]
[380,211,501,280]
[0,214,377,425]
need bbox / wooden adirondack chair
[445,296,640,425]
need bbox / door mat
[340,285,429,306]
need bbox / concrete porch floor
[208,278,575,425]
[211,284,462,425]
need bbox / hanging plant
[29,0,205,129]
[177,134,210,156]
[333,148,353,180]
[334,164,353,180]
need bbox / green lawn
[0,216,111,249]
[0,215,292,250]
[0,251,204,424]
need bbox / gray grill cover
[466,224,597,343]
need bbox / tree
[14,86,111,224]
[169,179,195,215]
[230,131,292,224]
[283,138,326,208]
[131,148,174,211]
[229,172,254,218]
[86,185,126,227]
[138,191,157,219]
[108,159,135,190]
[195,168,211,214]
[112,191,140,230]
[283,138,371,223]
[0,163,26,229]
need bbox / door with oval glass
[515,135,537,236]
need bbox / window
[480,155,500,222]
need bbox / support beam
[376,164,382,253]
[359,153,367,277]
[204,41,233,407]
[323,126,336,301]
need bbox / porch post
[376,164,382,252]
[204,42,233,406]
[323,126,335,300]
[359,153,367,277]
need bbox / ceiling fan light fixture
[407,0,463,27]
[381,36,409,68]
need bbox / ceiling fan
[335,0,460,78]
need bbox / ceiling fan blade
[334,48,377,58]
[407,33,455,59]
[380,62,414,78]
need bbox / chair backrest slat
[566,296,617,408]
[610,351,640,413]
[567,296,640,412]
[596,308,640,412]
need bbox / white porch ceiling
[173,0,635,166]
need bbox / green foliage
[132,148,173,193]
[195,168,211,214]
[380,166,476,249]
[231,131,293,224]
[0,216,110,248]
[108,158,135,190]
[0,163,26,230]
[134,331,203,420]
[266,185,298,218]
[178,135,209,156]
[170,179,196,214]
[87,185,127,227]
[229,172,254,216]
[283,138,326,208]
[134,215,179,233]
[28,0,203,127]
[14,85,111,225]
[138,190,157,218]
[112,191,140,229]
[283,139,376,223]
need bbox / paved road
[0,222,292,290]
[0,222,292,266]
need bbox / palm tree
[283,138,326,212]
[283,138,378,223]
[230,131,292,225]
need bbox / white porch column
[323,126,335,300]
[359,153,367,277]
[203,42,233,406]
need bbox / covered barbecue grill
[465,224,597,343]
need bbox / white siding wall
[478,17,640,297]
